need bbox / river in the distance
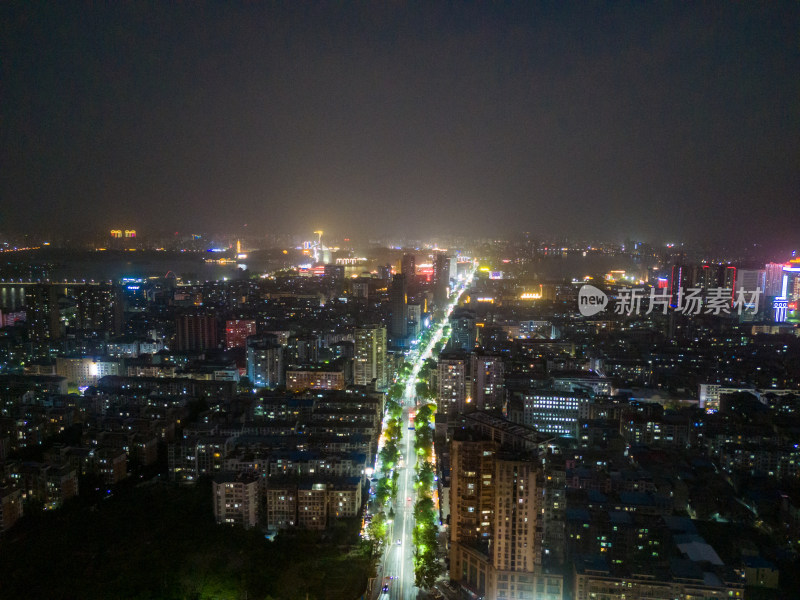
[0,249,290,284]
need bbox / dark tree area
[0,479,371,600]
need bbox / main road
[379,403,417,600]
[377,266,476,600]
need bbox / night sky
[2,2,798,245]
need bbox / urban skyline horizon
[1,226,797,256]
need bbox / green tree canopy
[415,380,433,401]
[416,403,435,424]
[387,383,404,401]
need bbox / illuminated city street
[377,403,417,600]
[376,267,475,600]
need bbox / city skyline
[1,229,800,597]
[2,5,799,595]
[2,3,798,246]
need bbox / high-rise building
[698,265,718,290]
[541,457,566,563]
[324,264,345,292]
[75,284,124,334]
[213,472,260,529]
[516,390,589,438]
[407,303,422,339]
[791,270,800,302]
[175,313,218,351]
[722,265,737,291]
[450,438,496,550]
[437,353,469,417]
[389,274,408,343]
[401,253,416,277]
[695,264,737,292]
[354,325,387,390]
[492,457,539,572]
[350,278,370,300]
[450,308,477,351]
[668,263,690,307]
[225,319,256,349]
[736,270,766,319]
[25,284,62,341]
[433,253,451,305]
[449,415,563,600]
[247,338,284,388]
[287,335,320,366]
[471,353,505,412]
[765,262,786,296]
[377,264,392,280]
[736,269,766,295]
[670,263,738,306]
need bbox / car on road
[396,539,402,545]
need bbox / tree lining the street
[409,300,464,589]
[412,400,443,589]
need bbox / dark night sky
[1,2,798,245]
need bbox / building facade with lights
[572,555,744,600]
[246,339,284,388]
[389,273,408,344]
[175,313,218,351]
[225,319,256,349]
[433,253,451,305]
[449,423,563,600]
[286,368,345,392]
[437,354,469,417]
[213,471,260,529]
[470,353,505,413]
[55,357,120,389]
[354,324,388,390]
[518,391,590,438]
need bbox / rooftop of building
[213,470,260,484]
[460,410,554,443]
[573,554,738,589]
[741,555,777,569]
[552,370,607,380]
[286,365,345,373]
